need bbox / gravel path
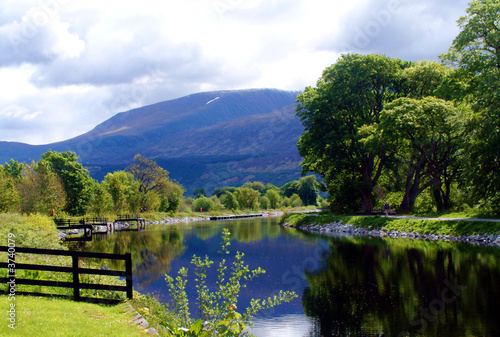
[383,215,500,222]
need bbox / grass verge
[0,295,144,336]
[280,212,500,236]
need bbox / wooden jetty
[55,215,145,242]
[209,214,263,221]
[114,214,146,231]
[55,219,93,241]
[83,217,114,234]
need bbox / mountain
[0,89,305,194]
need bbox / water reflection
[68,229,186,289]
[251,314,319,337]
[303,237,500,336]
[70,218,500,336]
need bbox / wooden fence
[0,246,132,305]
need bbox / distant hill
[0,89,305,195]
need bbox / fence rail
[0,246,132,304]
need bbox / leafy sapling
[165,228,297,336]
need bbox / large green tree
[296,54,409,213]
[3,159,24,180]
[127,154,170,195]
[127,154,184,212]
[102,171,140,213]
[264,189,281,209]
[234,187,260,210]
[41,150,94,215]
[442,0,500,211]
[369,97,467,212]
[159,180,185,213]
[361,61,468,212]
[17,160,67,215]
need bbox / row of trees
[0,152,184,216]
[296,0,500,214]
[0,148,322,216]
[188,176,324,212]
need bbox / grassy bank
[0,296,144,336]
[281,212,500,236]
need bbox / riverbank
[280,213,500,247]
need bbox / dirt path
[386,215,500,222]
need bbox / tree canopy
[296,0,499,214]
[443,0,500,211]
[297,54,409,213]
[41,150,95,215]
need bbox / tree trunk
[432,185,445,212]
[399,168,428,213]
[361,189,374,214]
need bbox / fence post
[72,253,80,301]
[125,253,133,299]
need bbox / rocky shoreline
[145,216,210,225]
[281,220,500,247]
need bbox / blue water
[80,217,500,336]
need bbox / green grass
[280,212,500,236]
[0,296,145,336]
[0,213,127,300]
[0,213,63,249]
[408,209,494,219]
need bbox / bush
[290,194,303,208]
[210,195,225,211]
[192,196,215,212]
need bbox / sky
[0,0,470,145]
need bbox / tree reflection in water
[69,229,186,289]
[302,238,500,336]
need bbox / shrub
[192,196,215,212]
[164,229,297,336]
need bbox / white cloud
[0,0,472,144]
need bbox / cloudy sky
[0,0,470,145]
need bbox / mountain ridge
[0,88,305,194]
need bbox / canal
[74,217,500,336]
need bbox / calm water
[73,217,500,336]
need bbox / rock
[282,219,499,247]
